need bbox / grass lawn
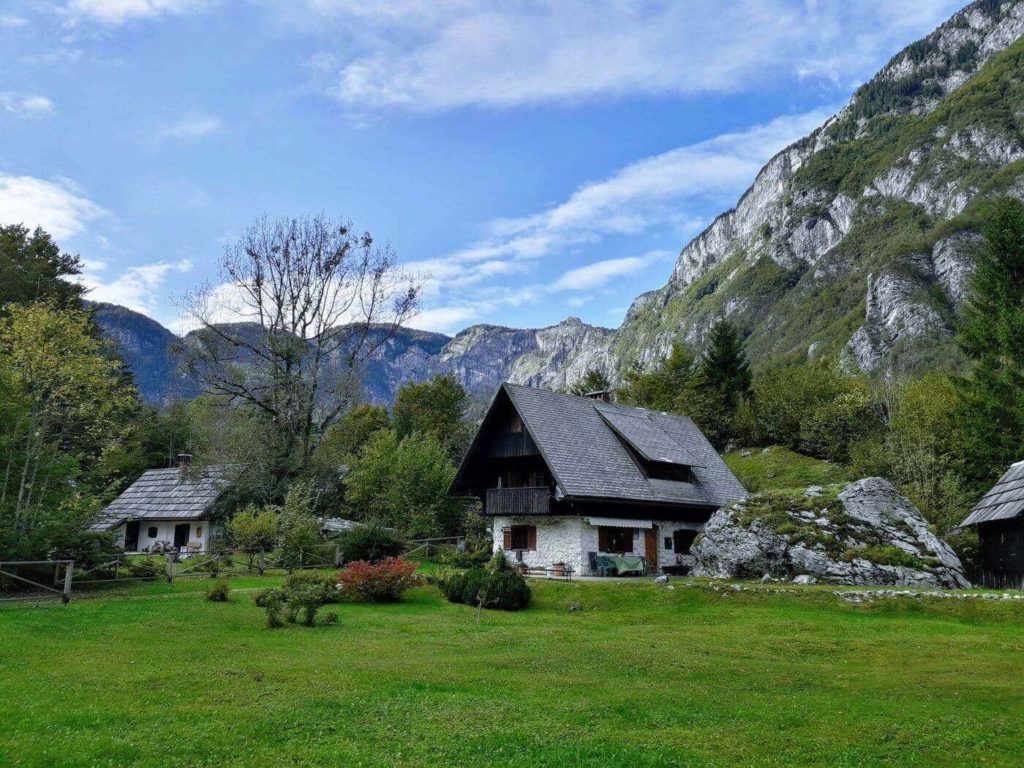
[2,576,1024,767]
[724,445,854,492]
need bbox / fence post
[62,561,74,604]
[258,550,265,576]
[166,553,174,583]
[334,542,341,568]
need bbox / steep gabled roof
[452,383,746,508]
[91,465,240,531]
[958,461,1024,528]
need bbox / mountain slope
[613,0,1024,377]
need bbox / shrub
[437,541,493,568]
[284,580,333,626]
[338,558,420,602]
[486,549,511,573]
[283,570,341,603]
[205,578,231,602]
[322,611,339,626]
[255,587,285,628]
[438,567,531,611]
[338,523,406,563]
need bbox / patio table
[608,554,645,575]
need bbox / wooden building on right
[958,460,1024,589]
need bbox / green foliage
[693,320,752,448]
[487,549,512,573]
[279,573,336,626]
[228,504,279,553]
[254,587,285,628]
[955,197,1024,484]
[344,429,462,538]
[617,342,699,412]
[724,446,853,493]
[276,482,322,570]
[337,522,406,563]
[205,578,231,602]
[568,368,611,396]
[392,374,471,463]
[435,541,492,568]
[0,224,85,309]
[438,567,531,611]
[840,546,929,571]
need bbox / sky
[0,0,969,336]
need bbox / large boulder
[692,478,970,588]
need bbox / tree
[344,430,461,538]
[276,481,322,570]
[568,368,611,396]
[182,214,420,486]
[616,342,698,412]
[0,225,85,309]
[956,197,1024,482]
[0,302,138,558]
[693,321,752,448]
[228,504,279,569]
[392,374,471,463]
[319,404,391,461]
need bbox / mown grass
[1,576,1023,767]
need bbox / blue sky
[0,0,968,335]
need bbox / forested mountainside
[98,0,1024,404]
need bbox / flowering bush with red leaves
[338,557,420,602]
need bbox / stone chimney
[177,453,192,479]
[584,390,611,403]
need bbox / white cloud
[0,14,28,28]
[64,0,211,25]
[306,0,964,112]
[407,305,480,334]
[154,113,222,143]
[550,252,672,293]
[0,93,55,117]
[80,259,193,314]
[0,174,105,240]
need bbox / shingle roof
[499,384,746,508]
[958,461,1024,527]
[91,465,240,531]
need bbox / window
[507,525,535,551]
[664,537,673,550]
[147,527,158,538]
[673,529,698,555]
[646,461,692,482]
[598,526,635,554]
[510,413,524,433]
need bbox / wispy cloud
[0,93,55,117]
[64,0,212,25]
[306,0,963,112]
[0,14,28,28]
[154,112,222,144]
[80,259,193,314]
[550,253,672,293]
[0,174,105,240]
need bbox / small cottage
[448,383,747,576]
[958,460,1024,588]
[91,455,239,553]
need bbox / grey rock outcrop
[692,478,970,588]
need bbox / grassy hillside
[3,577,1024,767]
[724,446,855,492]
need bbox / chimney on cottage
[584,390,611,403]
[177,453,192,479]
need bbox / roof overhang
[585,516,653,529]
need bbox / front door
[124,521,140,551]
[644,526,658,573]
[173,523,191,549]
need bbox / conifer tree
[956,197,1024,482]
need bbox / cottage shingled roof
[454,383,746,508]
[958,461,1024,527]
[91,465,240,531]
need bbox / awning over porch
[585,517,652,529]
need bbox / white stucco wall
[116,519,216,552]
[491,516,708,575]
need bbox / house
[91,454,239,553]
[958,460,1024,588]
[448,383,747,576]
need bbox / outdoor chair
[587,552,617,577]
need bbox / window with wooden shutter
[503,528,512,550]
[598,526,634,554]
[510,525,535,550]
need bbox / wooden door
[173,523,191,548]
[124,521,140,551]
[644,526,658,572]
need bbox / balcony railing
[485,487,550,516]
[488,431,539,458]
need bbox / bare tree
[181,214,419,478]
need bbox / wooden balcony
[488,432,540,458]
[485,487,550,516]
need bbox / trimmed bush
[283,570,341,603]
[438,567,531,611]
[338,558,419,602]
[486,549,512,573]
[254,587,285,628]
[205,578,231,602]
[338,523,406,563]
